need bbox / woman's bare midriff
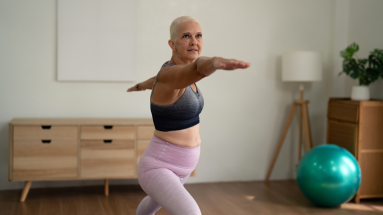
[153,124,201,148]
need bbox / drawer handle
[41,125,51,129]
[103,140,112,143]
[42,140,51,144]
[104,125,113,129]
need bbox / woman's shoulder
[161,61,175,69]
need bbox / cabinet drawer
[80,140,135,178]
[14,126,77,140]
[81,126,134,140]
[327,120,358,157]
[137,126,155,139]
[13,139,77,180]
[328,102,359,123]
[137,140,151,164]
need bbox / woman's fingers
[221,59,250,70]
[212,57,251,70]
[127,84,141,92]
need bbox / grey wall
[0,0,381,191]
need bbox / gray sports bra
[150,61,204,131]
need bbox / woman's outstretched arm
[127,76,156,92]
[158,56,251,90]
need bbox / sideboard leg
[104,179,109,196]
[355,193,360,204]
[20,181,32,202]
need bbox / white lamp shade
[282,51,322,82]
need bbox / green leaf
[369,55,382,69]
[340,45,383,84]
[369,50,383,78]
[370,49,383,62]
[342,59,360,79]
[365,68,380,83]
[340,43,359,59]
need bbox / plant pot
[351,85,370,101]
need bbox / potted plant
[339,43,383,100]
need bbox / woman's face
[171,21,203,62]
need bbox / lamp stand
[265,84,313,181]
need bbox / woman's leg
[136,172,192,215]
[137,168,200,215]
[136,195,162,215]
[136,135,200,215]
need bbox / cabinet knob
[104,125,113,129]
[103,140,112,143]
[42,140,51,144]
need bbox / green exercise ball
[297,144,361,207]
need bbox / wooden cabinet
[327,98,383,203]
[9,118,197,202]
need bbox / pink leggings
[136,135,202,215]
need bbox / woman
[127,16,250,215]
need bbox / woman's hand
[126,76,156,92]
[127,84,146,92]
[193,56,251,78]
[212,57,251,70]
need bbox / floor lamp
[266,51,322,181]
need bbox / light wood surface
[266,104,297,181]
[298,87,304,163]
[80,140,135,178]
[301,102,313,151]
[137,126,156,139]
[81,126,135,140]
[10,118,154,125]
[20,181,31,202]
[14,126,78,140]
[8,118,202,201]
[13,139,77,180]
[137,140,151,164]
[298,104,303,162]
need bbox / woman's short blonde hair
[170,16,199,41]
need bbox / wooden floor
[1,180,382,215]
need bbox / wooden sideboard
[8,118,197,202]
[327,98,383,203]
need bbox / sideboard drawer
[137,126,155,139]
[81,126,135,140]
[137,140,151,164]
[13,139,77,180]
[14,126,78,140]
[328,102,359,123]
[80,140,135,178]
